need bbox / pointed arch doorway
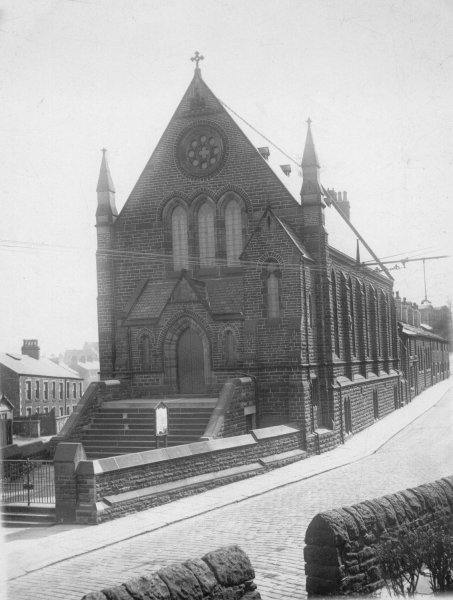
[177,327,206,394]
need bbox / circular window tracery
[176,124,227,179]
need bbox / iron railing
[0,459,55,505]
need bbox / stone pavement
[3,375,453,600]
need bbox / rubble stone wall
[304,475,453,596]
[81,545,261,600]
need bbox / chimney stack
[21,339,40,360]
[336,190,351,220]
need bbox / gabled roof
[128,281,176,320]
[125,271,244,321]
[0,353,82,379]
[240,206,312,261]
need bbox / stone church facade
[95,61,401,450]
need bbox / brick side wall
[304,475,453,596]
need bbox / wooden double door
[177,327,205,394]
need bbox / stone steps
[1,503,55,528]
[81,399,216,459]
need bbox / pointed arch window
[364,285,370,357]
[172,206,189,270]
[308,292,313,329]
[225,200,242,266]
[198,203,215,266]
[332,272,340,357]
[224,330,236,367]
[140,334,151,370]
[265,260,280,318]
[349,278,356,357]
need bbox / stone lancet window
[198,203,215,266]
[387,293,393,357]
[225,200,242,266]
[363,285,370,357]
[172,206,189,270]
[308,292,313,329]
[264,259,280,318]
[224,330,236,367]
[349,278,356,357]
[140,334,151,370]
[332,272,340,357]
[373,388,379,419]
[375,289,381,357]
[344,397,352,434]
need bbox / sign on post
[154,401,168,448]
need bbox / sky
[1,0,452,357]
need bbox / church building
[94,56,401,453]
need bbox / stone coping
[77,433,262,475]
[100,462,264,507]
[258,448,306,466]
[250,422,301,440]
[101,398,218,409]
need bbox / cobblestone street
[5,387,453,600]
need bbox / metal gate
[0,459,55,505]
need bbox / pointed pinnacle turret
[96,148,116,193]
[301,119,323,204]
[302,118,320,168]
[96,148,118,226]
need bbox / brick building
[395,295,450,402]
[0,340,83,417]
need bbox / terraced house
[86,57,431,458]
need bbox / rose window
[177,125,226,178]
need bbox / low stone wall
[81,545,260,600]
[54,423,306,524]
[304,475,453,596]
[201,377,255,439]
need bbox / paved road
[6,388,453,600]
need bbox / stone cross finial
[101,148,107,156]
[306,118,312,126]
[191,51,204,70]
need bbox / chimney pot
[21,339,40,360]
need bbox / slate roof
[205,278,244,314]
[398,322,448,342]
[274,215,311,259]
[224,105,385,273]
[128,281,175,320]
[0,353,82,379]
